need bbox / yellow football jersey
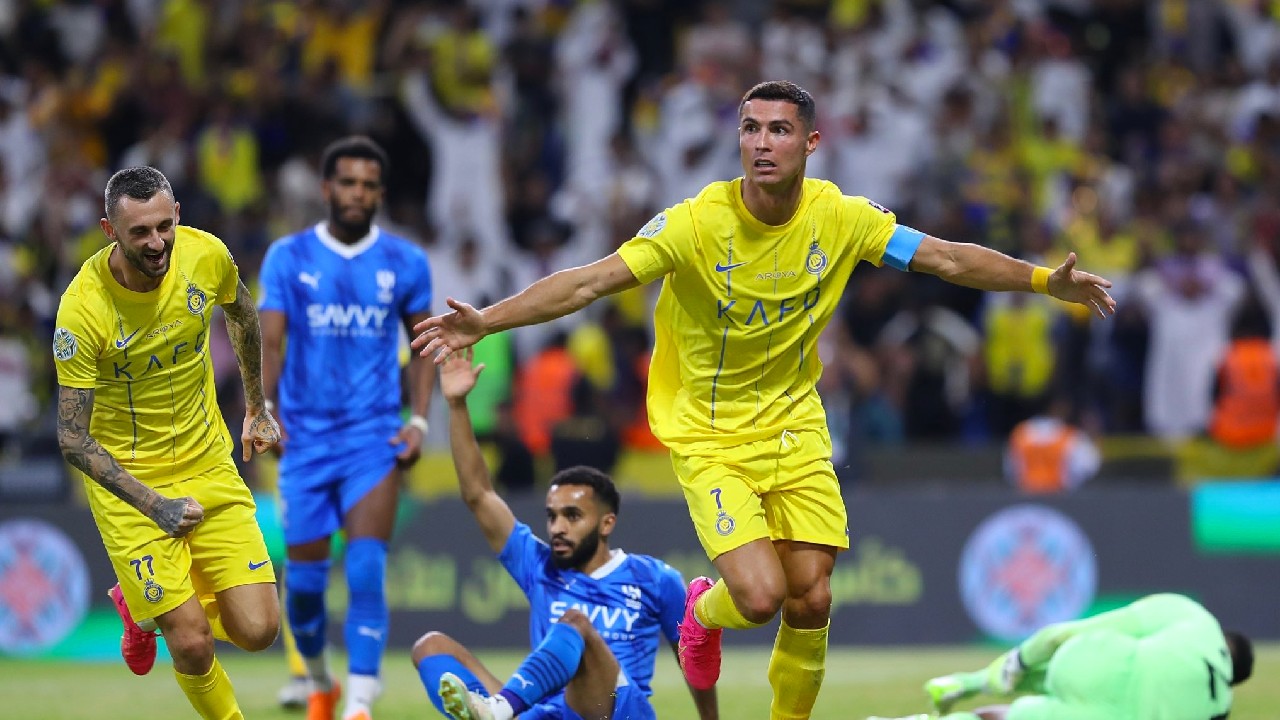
[617,178,923,452]
[54,226,241,484]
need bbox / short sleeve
[655,560,687,644]
[616,202,695,285]
[844,196,924,271]
[497,521,548,595]
[53,293,103,389]
[206,232,241,305]
[402,247,433,316]
[257,241,289,312]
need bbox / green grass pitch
[2,644,1275,719]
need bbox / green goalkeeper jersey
[1016,593,1233,719]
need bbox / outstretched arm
[670,642,719,719]
[412,253,640,363]
[56,385,204,537]
[223,278,282,460]
[441,349,517,552]
[910,236,1116,318]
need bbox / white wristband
[264,400,276,412]
[407,415,429,436]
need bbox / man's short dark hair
[739,80,817,131]
[1226,630,1254,685]
[549,465,620,515]
[320,135,389,183]
[104,167,174,221]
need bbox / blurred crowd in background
[5,0,1280,490]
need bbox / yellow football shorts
[671,428,850,559]
[87,457,274,623]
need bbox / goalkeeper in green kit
[872,594,1254,720]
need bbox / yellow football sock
[282,610,306,676]
[694,579,767,630]
[174,656,243,720]
[767,619,828,720]
[200,594,232,643]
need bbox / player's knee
[789,581,832,622]
[734,583,786,623]
[166,624,215,666]
[411,631,460,664]
[233,614,280,652]
[345,538,388,597]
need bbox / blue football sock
[344,538,389,676]
[285,559,330,658]
[416,654,486,716]
[499,621,585,713]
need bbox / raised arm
[223,278,282,460]
[909,236,1116,318]
[56,385,204,537]
[412,253,640,363]
[670,642,720,719]
[440,348,517,552]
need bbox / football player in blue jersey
[411,348,719,720]
[259,135,436,720]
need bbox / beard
[551,527,602,570]
[329,203,376,239]
[121,240,172,278]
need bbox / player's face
[545,484,614,570]
[323,157,383,236]
[101,193,180,279]
[739,99,818,188]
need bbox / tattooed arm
[55,385,204,537]
[222,278,282,460]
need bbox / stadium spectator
[1003,400,1100,495]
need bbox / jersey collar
[315,222,380,259]
[588,549,628,579]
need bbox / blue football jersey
[499,522,686,697]
[258,223,432,439]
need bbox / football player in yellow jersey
[53,167,283,720]
[412,81,1116,720]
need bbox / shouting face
[738,98,819,189]
[102,193,180,281]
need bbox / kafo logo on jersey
[958,505,1096,642]
[0,519,90,655]
[307,304,391,337]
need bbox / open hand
[242,407,282,461]
[439,347,486,402]
[1047,252,1116,318]
[411,297,487,364]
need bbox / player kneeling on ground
[870,593,1253,720]
[411,349,718,720]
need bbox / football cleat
[108,583,158,676]
[677,576,722,690]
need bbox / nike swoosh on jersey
[115,328,140,349]
[248,559,270,570]
[714,261,748,272]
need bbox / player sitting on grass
[869,593,1253,720]
[411,349,718,720]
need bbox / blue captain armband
[883,224,926,271]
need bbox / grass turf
[3,643,1276,719]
